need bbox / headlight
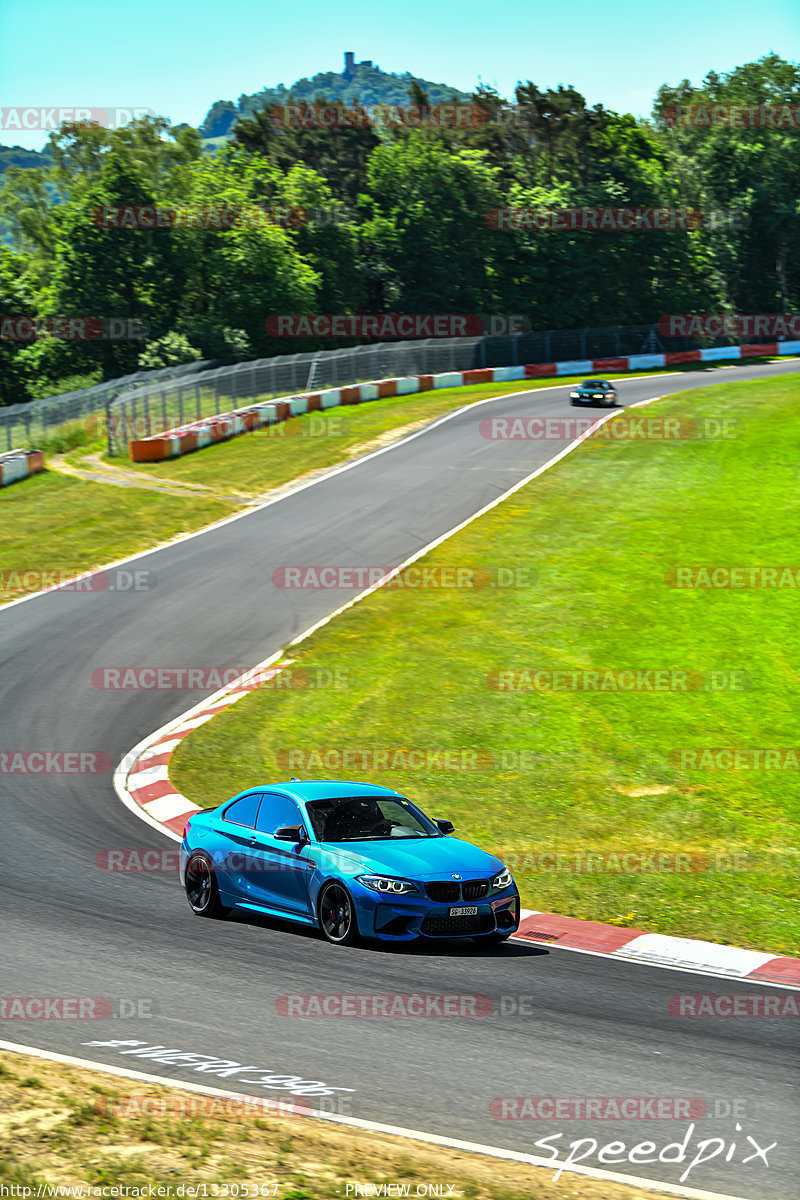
[593,393,604,398]
[357,875,419,895]
[492,867,514,890]
[570,391,579,398]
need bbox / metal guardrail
[0,360,215,452]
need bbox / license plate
[449,906,478,917]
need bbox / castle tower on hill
[343,52,372,78]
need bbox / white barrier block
[394,377,421,395]
[1,457,29,485]
[359,383,379,401]
[778,340,800,355]
[493,366,525,382]
[433,372,463,389]
[319,388,342,409]
[256,405,277,426]
[196,429,212,449]
[627,354,666,370]
[289,396,308,416]
[556,360,593,375]
[700,346,741,361]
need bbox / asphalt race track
[2,361,799,1200]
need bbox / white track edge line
[0,1040,750,1200]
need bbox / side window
[223,792,262,828]
[255,792,304,837]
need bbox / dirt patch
[0,1049,660,1199]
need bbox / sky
[1,0,798,150]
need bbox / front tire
[185,852,230,918]
[318,882,359,945]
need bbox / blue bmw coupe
[180,780,520,945]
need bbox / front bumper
[354,885,520,941]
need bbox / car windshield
[305,795,439,842]
[581,380,605,387]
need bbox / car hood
[317,836,504,880]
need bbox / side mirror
[435,818,455,835]
[275,824,308,844]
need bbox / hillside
[200,53,472,138]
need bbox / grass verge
[0,1049,666,1200]
[172,374,800,955]
[0,470,235,604]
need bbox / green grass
[0,470,235,603]
[172,373,800,955]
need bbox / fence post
[178,386,184,427]
[105,400,114,457]
[161,386,167,431]
[214,374,219,415]
[196,383,202,421]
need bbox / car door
[246,792,315,915]
[213,790,264,899]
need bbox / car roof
[240,780,404,803]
